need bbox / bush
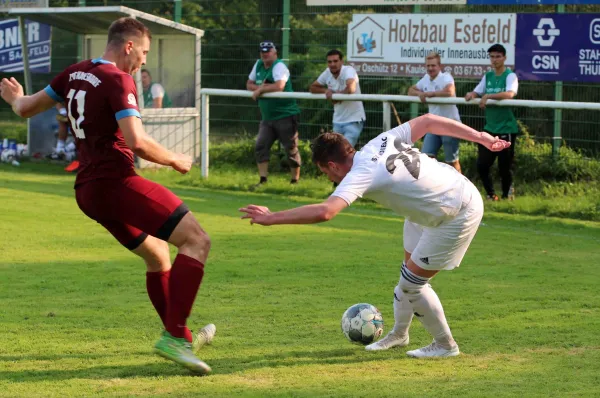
[0,121,27,144]
[209,134,600,183]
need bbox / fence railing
[199,88,600,178]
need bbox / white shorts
[403,181,484,271]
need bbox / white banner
[308,0,465,5]
[0,0,48,9]
[346,13,516,78]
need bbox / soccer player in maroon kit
[0,18,214,375]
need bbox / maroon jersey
[45,58,141,186]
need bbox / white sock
[56,139,65,153]
[391,272,414,336]
[399,264,456,349]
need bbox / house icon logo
[349,16,385,59]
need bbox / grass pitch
[1,163,599,397]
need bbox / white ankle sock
[56,139,65,153]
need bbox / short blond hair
[425,51,441,65]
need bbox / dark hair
[487,44,506,56]
[107,17,152,47]
[311,132,355,166]
[141,69,150,76]
[326,49,344,60]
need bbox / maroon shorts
[75,175,189,250]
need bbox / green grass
[1,162,600,397]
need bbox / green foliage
[0,120,28,143]
[210,134,600,183]
[204,137,600,221]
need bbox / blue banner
[0,19,51,73]
[515,14,600,82]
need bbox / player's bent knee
[168,211,211,251]
[188,228,211,252]
[399,263,429,294]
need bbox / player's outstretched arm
[239,196,348,226]
[1,77,56,118]
[118,116,192,174]
[408,114,511,152]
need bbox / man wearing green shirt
[141,69,172,108]
[465,44,518,201]
[247,41,301,187]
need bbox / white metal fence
[199,88,600,178]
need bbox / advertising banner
[346,13,516,78]
[515,13,600,82]
[0,19,52,73]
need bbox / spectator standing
[465,44,519,200]
[310,49,366,148]
[246,41,301,187]
[408,52,462,173]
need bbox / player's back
[46,58,141,186]
[355,128,467,226]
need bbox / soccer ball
[341,303,384,345]
[1,149,16,163]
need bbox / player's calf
[398,263,457,351]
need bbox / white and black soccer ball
[1,149,16,163]
[341,303,384,345]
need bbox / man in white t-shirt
[408,52,462,173]
[310,49,366,147]
[240,114,510,358]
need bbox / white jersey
[317,65,366,124]
[415,72,460,122]
[332,122,468,227]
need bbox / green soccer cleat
[154,331,212,375]
[192,323,216,354]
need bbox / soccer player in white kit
[239,113,510,358]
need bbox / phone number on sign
[443,65,492,77]
[350,62,500,78]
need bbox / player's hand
[479,95,489,109]
[0,77,24,106]
[252,87,263,101]
[325,89,334,101]
[239,204,273,226]
[479,132,511,152]
[464,92,476,101]
[418,92,428,103]
[170,153,193,174]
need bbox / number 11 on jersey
[66,89,87,139]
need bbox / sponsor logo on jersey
[127,93,137,106]
[379,136,388,155]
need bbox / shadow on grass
[0,348,397,381]
[0,177,74,199]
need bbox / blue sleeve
[44,85,64,103]
[115,108,141,120]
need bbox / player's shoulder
[275,60,290,69]
[360,132,390,157]
[319,67,332,78]
[342,64,357,74]
[440,71,455,82]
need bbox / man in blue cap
[247,41,302,188]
